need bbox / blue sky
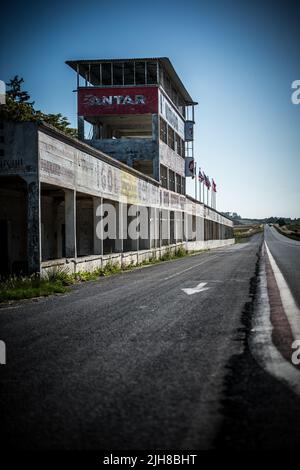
[0,0,299,218]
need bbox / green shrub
[0,275,69,302]
[175,246,187,257]
[44,266,74,285]
[0,245,195,302]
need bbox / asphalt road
[1,232,300,450]
[264,224,300,306]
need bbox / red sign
[78,86,158,116]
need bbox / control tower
[66,58,197,195]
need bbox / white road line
[265,241,300,340]
[250,246,300,397]
[163,255,219,280]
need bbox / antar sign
[83,94,146,106]
[78,86,158,115]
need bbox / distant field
[234,224,263,242]
[274,224,300,241]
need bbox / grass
[0,245,201,303]
[235,236,250,244]
[234,224,264,243]
[274,225,300,241]
[0,273,69,303]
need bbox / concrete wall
[86,138,159,180]
[40,238,235,276]
[159,140,185,176]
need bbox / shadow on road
[215,250,300,449]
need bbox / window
[0,149,4,156]
[181,138,185,157]
[113,62,123,85]
[90,64,100,85]
[160,118,167,144]
[133,160,153,177]
[146,61,157,84]
[124,62,134,85]
[160,164,168,189]
[165,75,171,97]
[135,61,146,85]
[171,87,177,106]
[79,64,89,84]
[159,67,164,87]
[179,105,186,118]
[102,63,112,85]
[176,174,182,194]
[175,134,182,156]
[167,125,175,150]
[169,170,175,192]
[181,177,186,195]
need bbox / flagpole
[194,162,197,200]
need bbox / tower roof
[66,57,197,106]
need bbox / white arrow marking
[181,282,210,296]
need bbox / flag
[198,168,204,182]
[204,173,211,189]
[212,178,217,192]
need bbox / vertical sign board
[185,157,194,177]
[184,120,194,141]
[78,86,159,116]
[158,90,185,140]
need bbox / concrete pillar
[150,207,158,249]
[27,179,41,274]
[161,209,170,246]
[182,211,186,242]
[155,207,160,248]
[140,206,152,250]
[115,202,125,253]
[159,209,162,248]
[64,189,76,258]
[128,204,139,251]
[93,196,103,255]
[174,211,181,242]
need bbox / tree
[42,113,77,137]
[277,218,286,227]
[6,76,34,105]
[0,76,77,138]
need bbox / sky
[0,0,299,218]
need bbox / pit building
[0,58,234,276]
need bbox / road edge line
[249,244,300,397]
[264,241,300,340]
